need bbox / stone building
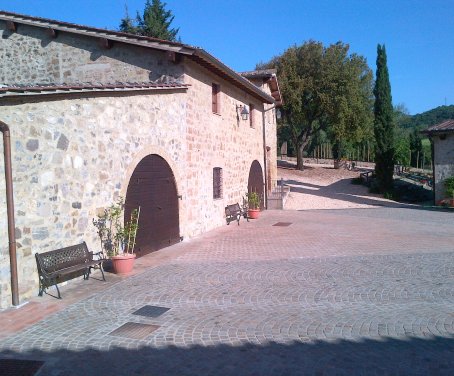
[421,119,454,204]
[0,11,282,308]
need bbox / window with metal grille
[212,83,220,114]
[213,167,222,199]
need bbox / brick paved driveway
[1,207,453,375]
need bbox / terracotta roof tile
[0,82,190,97]
[0,10,275,104]
[422,119,454,134]
[240,69,277,79]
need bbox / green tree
[327,50,374,163]
[398,104,454,129]
[394,126,410,166]
[119,0,179,41]
[409,127,423,168]
[373,44,395,192]
[119,5,138,34]
[393,104,410,166]
[258,41,373,170]
[393,103,411,128]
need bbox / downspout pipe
[261,104,278,210]
[0,121,19,306]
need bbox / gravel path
[278,160,396,210]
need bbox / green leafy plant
[93,197,140,257]
[383,191,394,200]
[368,180,381,194]
[247,191,261,210]
[444,176,454,198]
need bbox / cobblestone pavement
[1,207,454,375]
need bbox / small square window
[212,83,220,114]
[213,167,223,199]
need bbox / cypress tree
[373,44,395,192]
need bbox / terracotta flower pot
[248,208,260,219]
[111,253,136,275]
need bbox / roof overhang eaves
[0,10,274,104]
[421,119,454,135]
[269,75,283,106]
[0,11,194,55]
[421,129,454,136]
[0,85,189,99]
[240,70,283,106]
[240,69,277,79]
[191,50,275,104]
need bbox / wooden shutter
[213,167,222,199]
[249,103,254,127]
[212,83,220,113]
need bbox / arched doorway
[125,154,180,257]
[248,160,264,209]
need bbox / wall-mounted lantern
[236,104,249,121]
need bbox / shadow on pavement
[289,178,450,213]
[1,335,453,375]
[283,176,446,212]
[278,160,315,170]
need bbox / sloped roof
[0,82,189,98]
[240,69,282,106]
[240,69,277,79]
[0,10,275,104]
[421,119,454,135]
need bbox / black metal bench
[225,203,248,225]
[35,242,106,299]
[360,171,374,186]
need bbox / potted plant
[444,176,454,207]
[93,197,140,275]
[246,191,261,219]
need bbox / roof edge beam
[46,28,57,38]
[98,37,113,50]
[6,21,16,32]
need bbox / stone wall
[0,20,184,84]
[242,76,279,192]
[0,73,278,307]
[433,133,454,202]
[0,21,278,308]
[182,58,270,236]
[0,90,187,308]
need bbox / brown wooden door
[248,160,264,209]
[125,154,180,257]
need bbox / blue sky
[1,0,453,115]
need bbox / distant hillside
[398,105,454,129]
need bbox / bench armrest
[90,251,107,261]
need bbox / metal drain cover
[109,322,160,340]
[273,222,292,227]
[132,305,170,318]
[0,359,44,376]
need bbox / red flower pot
[111,253,136,275]
[248,208,260,219]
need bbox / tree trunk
[296,145,304,170]
[296,138,312,170]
